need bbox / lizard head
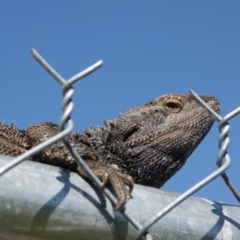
[119,93,220,141]
[88,93,220,188]
[113,93,220,187]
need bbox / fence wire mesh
[0,49,239,240]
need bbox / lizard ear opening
[123,123,139,142]
[163,99,183,113]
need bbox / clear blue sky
[1,1,240,206]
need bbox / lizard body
[0,93,220,209]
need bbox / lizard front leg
[26,122,133,210]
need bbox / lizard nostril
[199,96,221,114]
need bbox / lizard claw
[77,160,134,211]
[101,172,109,187]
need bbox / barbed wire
[0,49,239,239]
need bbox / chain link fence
[0,49,239,239]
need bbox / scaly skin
[0,94,220,210]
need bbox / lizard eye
[163,99,183,113]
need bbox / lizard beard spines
[105,94,220,187]
[0,123,29,149]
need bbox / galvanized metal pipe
[0,155,240,240]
